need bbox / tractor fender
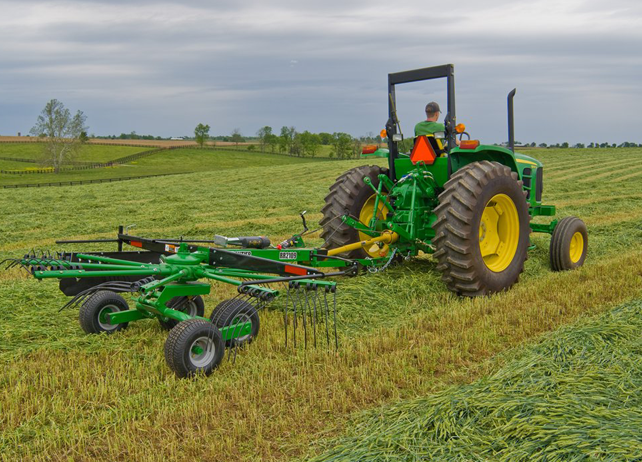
[450,145,520,177]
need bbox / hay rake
[3,229,357,377]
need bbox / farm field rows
[0,145,329,186]
[1,147,642,461]
[312,299,642,461]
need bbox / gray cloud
[0,0,640,143]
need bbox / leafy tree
[79,131,89,144]
[266,134,278,153]
[538,143,547,148]
[230,128,244,146]
[279,126,296,155]
[318,132,333,145]
[298,131,321,157]
[332,132,352,159]
[256,126,273,152]
[29,99,88,173]
[194,123,210,148]
[561,142,569,148]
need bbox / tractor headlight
[434,131,445,139]
[392,134,403,142]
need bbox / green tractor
[320,64,587,296]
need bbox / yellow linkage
[327,231,399,257]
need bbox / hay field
[1,147,642,461]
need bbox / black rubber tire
[79,290,129,334]
[550,216,588,271]
[433,161,531,296]
[158,295,205,330]
[210,299,260,347]
[320,165,389,258]
[164,318,225,378]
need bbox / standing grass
[1,148,641,461]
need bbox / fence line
[1,172,184,189]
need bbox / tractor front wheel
[433,161,530,296]
[158,296,205,330]
[164,319,225,378]
[550,216,588,271]
[320,165,389,258]
[210,299,260,347]
[79,290,129,334]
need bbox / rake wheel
[79,290,129,334]
[158,296,205,330]
[164,319,225,378]
[210,299,260,347]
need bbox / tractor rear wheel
[550,216,588,271]
[320,165,389,258]
[433,161,530,296]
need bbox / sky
[0,0,640,144]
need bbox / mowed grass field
[1,147,642,461]
[0,144,330,186]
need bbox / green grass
[0,143,147,163]
[311,299,642,461]
[0,146,331,186]
[1,147,642,461]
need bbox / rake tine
[323,289,330,347]
[284,284,290,348]
[332,287,338,351]
[311,285,318,348]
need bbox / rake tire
[433,161,530,296]
[320,165,389,258]
[79,290,129,334]
[210,299,260,347]
[158,296,205,330]
[164,319,225,378]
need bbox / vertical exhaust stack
[508,88,516,153]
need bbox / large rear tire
[320,165,389,258]
[433,161,530,296]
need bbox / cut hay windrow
[311,300,642,461]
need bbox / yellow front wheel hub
[479,193,520,272]
[569,231,584,263]
[358,193,388,258]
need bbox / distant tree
[264,133,278,153]
[573,143,585,149]
[79,131,89,144]
[279,126,296,155]
[298,131,321,157]
[247,144,256,152]
[194,123,210,148]
[256,126,273,152]
[29,99,88,173]
[318,132,333,145]
[351,138,362,159]
[530,142,536,147]
[538,143,547,148]
[588,142,594,148]
[230,128,244,146]
[332,132,352,159]
[561,142,569,148]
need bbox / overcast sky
[1,0,640,144]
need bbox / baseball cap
[425,102,441,114]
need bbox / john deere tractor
[320,64,587,296]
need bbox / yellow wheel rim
[479,193,520,273]
[569,231,584,263]
[358,193,388,258]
